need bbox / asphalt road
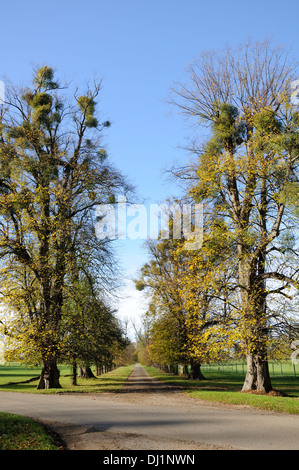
[0,364,298,450]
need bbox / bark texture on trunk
[242,353,272,393]
[178,364,189,376]
[71,361,77,386]
[239,258,273,393]
[79,366,96,378]
[37,357,61,389]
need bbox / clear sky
[1,0,299,336]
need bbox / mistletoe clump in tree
[170,40,299,393]
[0,66,130,388]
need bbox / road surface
[0,364,298,450]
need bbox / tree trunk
[238,257,273,393]
[189,361,206,380]
[71,361,77,386]
[79,365,96,378]
[178,364,189,376]
[242,352,272,393]
[37,357,61,389]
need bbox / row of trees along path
[136,40,299,393]
[0,67,132,388]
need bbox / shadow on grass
[0,369,133,393]
[145,372,243,391]
[145,367,299,397]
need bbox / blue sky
[1,0,299,333]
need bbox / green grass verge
[144,366,299,415]
[0,412,60,450]
[0,364,134,394]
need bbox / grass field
[201,360,298,377]
[144,365,299,414]
[0,364,134,393]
